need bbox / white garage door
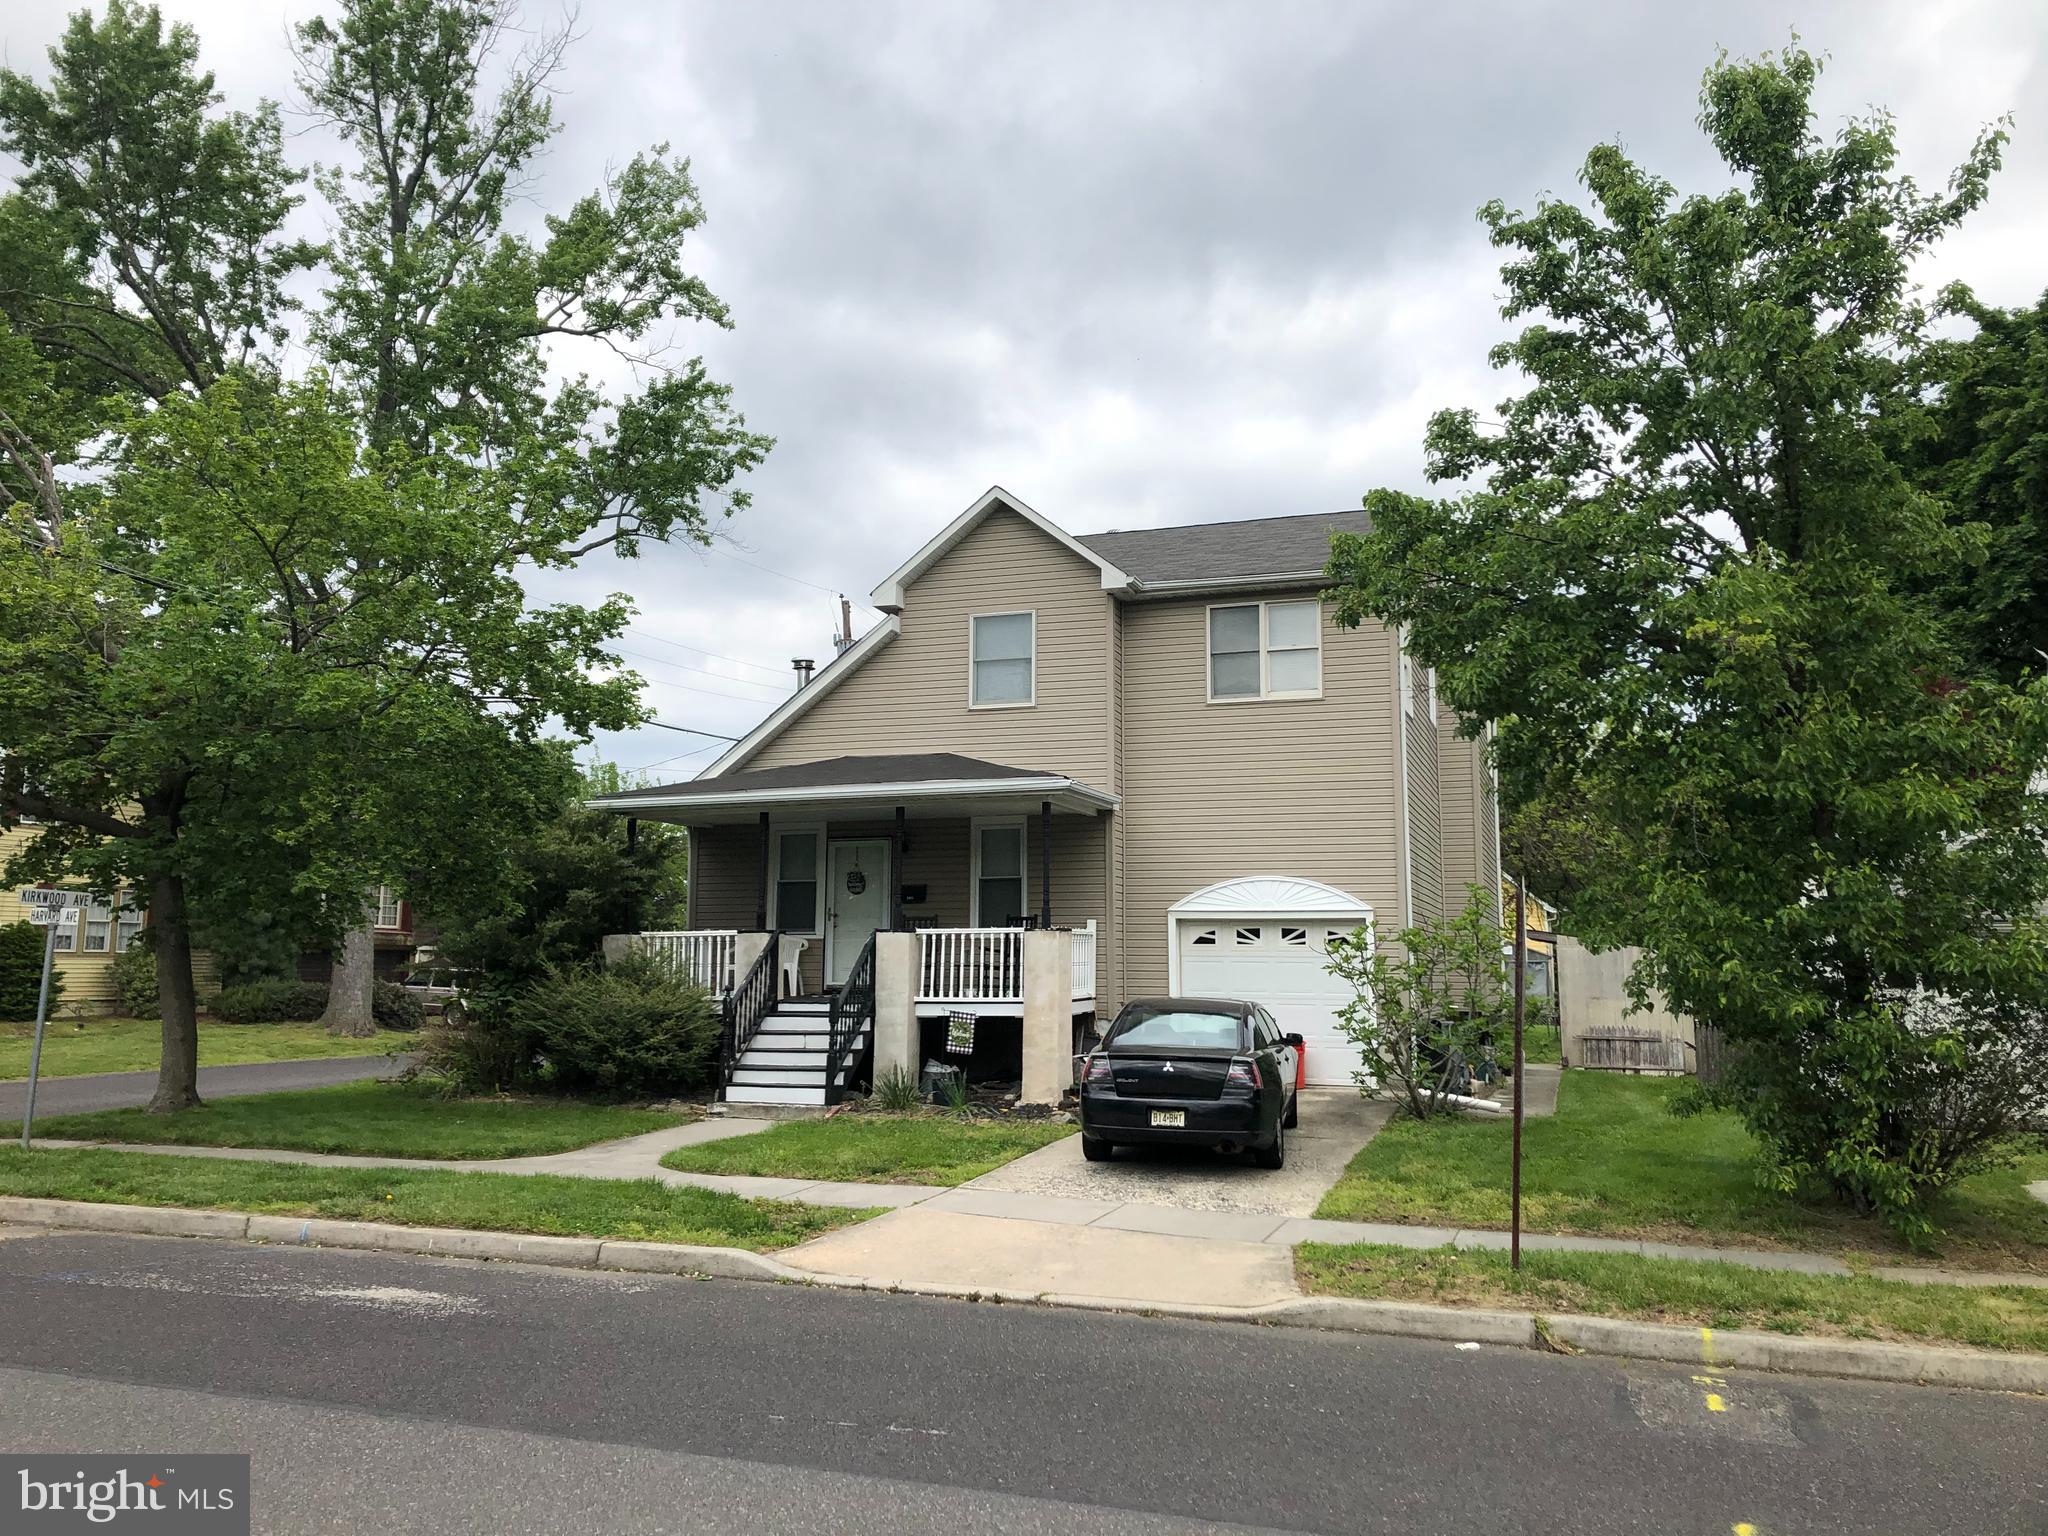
[1175,921,1362,1086]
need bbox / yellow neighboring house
[0,824,217,1017]
[1501,875,1557,997]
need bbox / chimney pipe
[834,594,855,654]
[792,658,815,688]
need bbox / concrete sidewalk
[27,1116,2048,1304]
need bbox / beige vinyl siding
[1433,704,1500,924]
[1405,688,1443,923]
[1117,593,1403,1004]
[686,813,1108,998]
[745,508,1115,785]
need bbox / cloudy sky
[6,0,2046,779]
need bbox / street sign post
[15,889,86,1151]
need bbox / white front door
[825,839,891,987]
[1176,920,1362,1085]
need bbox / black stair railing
[720,931,781,1099]
[825,933,876,1106]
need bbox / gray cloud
[6,0,2044,773]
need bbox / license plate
[1150,1110,1185,1128]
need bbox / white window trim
[969,816,1028,927]
[768,822,825,936]
[1206,599,1324,704]
[372,885,404,930]
[967,609,1037,710]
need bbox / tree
[1324,46,2048,1239]
[427,764,689,991]
[1893,288,2048,686]
[1327,891,1514,1119]
[0,3,765,1103]
[292,0,767,1033]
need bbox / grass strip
[1297,1240,2048,1354]
[662,1114,1073,1187]
[0,1146,867,1251]
[5,1079,681,1160]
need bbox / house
[0,823,220,1016]
[591,486,1500,1104]
[294,885,431,987]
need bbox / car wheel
[1253,1121,1286,1169]
[1081,1134,1114,1162]
[1283,1090,1299,1129]
[442,1000,468,1029]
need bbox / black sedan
[1077,997,1301,1168]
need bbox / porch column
[754,810,770,932]
[871,931,919,1088]
[1020,926,1071,1105]
[892,805,906,932]
[1038,798,1052,927]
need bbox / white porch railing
[918,927,1023,1005]
[635,930,738,994]
[916,923,1097,1006]
[1070,920,1097,1000]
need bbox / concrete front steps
[724,1000,865,1107]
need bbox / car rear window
[1106,1007,1244,1052]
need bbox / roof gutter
[588,775,1120,816]
[1122,570,1331,600]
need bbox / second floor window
[373,887,403,928]
[970,611,1035,707]
[1209,600,1322,701]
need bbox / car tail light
[1084,1055,1114,1088]
[1227,1057,1261,1090]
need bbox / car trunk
[1104,1050,1233,1100]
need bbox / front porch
[590,752,1118,1105]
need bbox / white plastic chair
[778,936,809,997]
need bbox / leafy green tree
[1892,288,2048,685]
[291,0,768,1032]
[427,764,689,991]
[0,2,764,1105]
[0,920,65,1021]
[1325,47,2048,1238]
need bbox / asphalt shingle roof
[598,752,1058,802]
[1076,508,1369,586]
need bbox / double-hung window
[773,829,822,935]
[114,896,145,953]
[972,821,1026,927]
[1208,600,1322,701]
[373,886,403,929]
[82,901,112,952]
[969,612,1035,707]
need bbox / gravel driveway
[962,1088,1391,1217]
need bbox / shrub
[1328,888,1515,1119]
[372,981,425,1032]
[0,920,65,1021]
[211,978,330,1024]
[503,955,719,1096]
[112,939,159,1020]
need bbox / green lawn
[8,1079,680,1160]
[1315,1071,2048,1271]
[0,1146,864,1251]
[661,1114,1075,1186]
[0,1017,414,1081]
[1297,1241,2048,1354]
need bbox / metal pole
[20,916,60,1151]
[1511,874,1526,1272]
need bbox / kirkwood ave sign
[14,888,93,1150]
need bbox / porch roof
[586,752,1118,825]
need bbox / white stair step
[731,1064,831,1084]
[741,1049,831,1070]
[724,1083,828,1106]
[774,1000,831,1015]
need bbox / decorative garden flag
[946,1010,975,1056]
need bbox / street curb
[3,1197,2043,1394]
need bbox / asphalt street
[0,1231,2040,1534]
[0,1052,409,1119]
